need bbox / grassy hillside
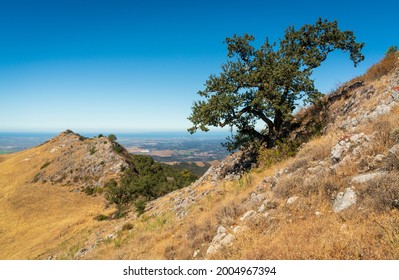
[78,52,399,260]
[0,132,198,259]
[0,142,107,259]
[1,52,398,260]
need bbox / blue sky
[0,0,398,133]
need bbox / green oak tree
[188,18,364,151]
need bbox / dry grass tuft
[358,173,399,211]
[363,52,398,82]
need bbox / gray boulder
[333,188,357,212]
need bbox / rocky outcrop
[206,225,235,256]
[31,130,131,189]
[199,149,258,184]
[333,188,357,212]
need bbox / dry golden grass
[364,52,398,82]
[80,62,399,260]
[208,192,399,260]
[2,60,399,260]
[0,144,107,259]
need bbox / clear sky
[0,0,398,133]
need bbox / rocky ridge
[29,130,131,189]
[141,65,399,258]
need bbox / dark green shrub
[32,172,42,183]
[386,45,398,55]
[94,214,109,221]
[40,161,51,169]
[89,146,96,155]
[258,140,299,169]
[108,134,117,142]
[134,199,146,216]
[112,143,124,154]
[105,179,134,218]
[83,186,103,196]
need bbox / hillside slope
[1,55,398,260]
[0,131,122,259]
[77,57,399,260]
[0,131,196,259]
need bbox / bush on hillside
[103,155,198,218]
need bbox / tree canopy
[188,18,364,151]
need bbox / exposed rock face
[333,188,357,213]
[31,130,131,188]
[199,149,258,183]
[335,68,399,132]
[351,172,385,184]
[206,225,236,256]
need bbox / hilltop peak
[30,131,131,189]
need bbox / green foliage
[386,46,398,55]
[128,155,198,197]
[89,146,96,155]
[107,134,123,153]
[32,172,42,183]
[258,140,299,169]
[112,143,124,154]
[83,185,103,196]
[40,161,51,169]
[97,134,104,138]
[134,199,146,216]
[104,155,198,218]
[108,134,117,142]
[105,179,132,218]
[188,18,364,151]
[94,214,109,221]
[170,162,211,177]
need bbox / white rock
[392,91,399,101]
[217,225,227,235]
[315,211,322,217]
[351,172,385,184]
[373,154,386,167]
[286,196,299,205]
[206,244,220,256]
[220,234,235,246]
[376,104,391,115]
[331,141,351,163]
[350,133,365,143]
[251,192,265,203]
[239,210,256,221]
[389,144,399,156]
[257,204,266,213]
[263,212,270,218]
[206,233,235,256]
[211,232,226,243]
[232,225,248,234]
[333,188,357,213]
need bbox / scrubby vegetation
[170,162,212,177]
[105,154,198,217]
[363,46,398,82]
